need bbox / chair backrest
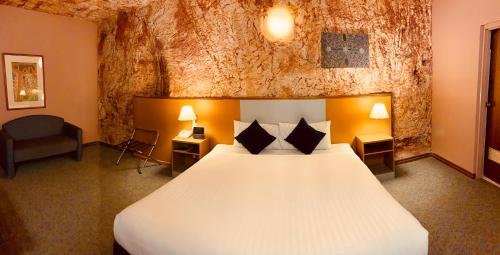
[2,115,64,141]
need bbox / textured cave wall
[97,8,166,144]
[0,0,153,20]
[98,0,432,159]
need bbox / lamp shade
[178,105,196,121]
[369,103,389,119]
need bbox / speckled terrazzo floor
[0,145,173,255]
[384,157,500,255]
[0,145,499,255]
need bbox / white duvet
[114,144,428,255]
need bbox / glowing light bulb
[263,6,294,41]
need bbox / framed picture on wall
[2,53,46,110]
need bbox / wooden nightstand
[355,134,395,181]
[172,137,209,172]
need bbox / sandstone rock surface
[0,0,151,20]
[2,0,433,159]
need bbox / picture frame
[321,32,370,68]
[2,53,46,110]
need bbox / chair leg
[137,145,156,174]
[74,150,82,161]
[7,165,16,179]
[115,147,127,166]
[137,158,149,174]
[116,135,134,166]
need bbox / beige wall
[432,0,500,173]
[0,5,99,143]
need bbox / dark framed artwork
[321,32,369,68]
[2,53,46,110]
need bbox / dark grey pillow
[285,118,326,154]
[235,120,276,154]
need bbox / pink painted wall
[432,0,500,173]
[0,5,98,143]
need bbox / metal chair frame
[115,128,159,174]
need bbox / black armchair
[0,115,82,178]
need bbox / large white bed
[114,144,428,255]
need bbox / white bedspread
[114,144,428,255]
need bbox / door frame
[475,20,500,187]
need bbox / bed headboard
[240,99,325,123]
[133,93,392,163]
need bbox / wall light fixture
[262,6,294,42]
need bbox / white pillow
[278,120,331,150]
[233,120,282,150]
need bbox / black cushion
[14,135,77,162]
[285,118,326,154]
[235,120,276,154]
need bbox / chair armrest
[0,130,14,175]
[63,122,82,142]
[64,122,83,161]
[0,129,13,141]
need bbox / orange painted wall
[432,0,500,173]
[0,5,98,143]
[134,95,392,163]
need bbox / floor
[384,158,500,255]
[0,145,498,255]
[0,145,172,255]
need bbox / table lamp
[370,103,389,119]
[178,105,196,138]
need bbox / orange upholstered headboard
[133,93,391,163]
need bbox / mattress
[114,144,428,255]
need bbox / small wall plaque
[321,32,369,68]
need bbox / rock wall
[98,8,166,143]
[98,0,432,159]
[0,0,152,20]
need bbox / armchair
[0,115,83,178]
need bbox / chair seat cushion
[14,135,77,162]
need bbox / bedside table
[355,134,395,181]
[172,137,209,172]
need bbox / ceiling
[0,0,152,21]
